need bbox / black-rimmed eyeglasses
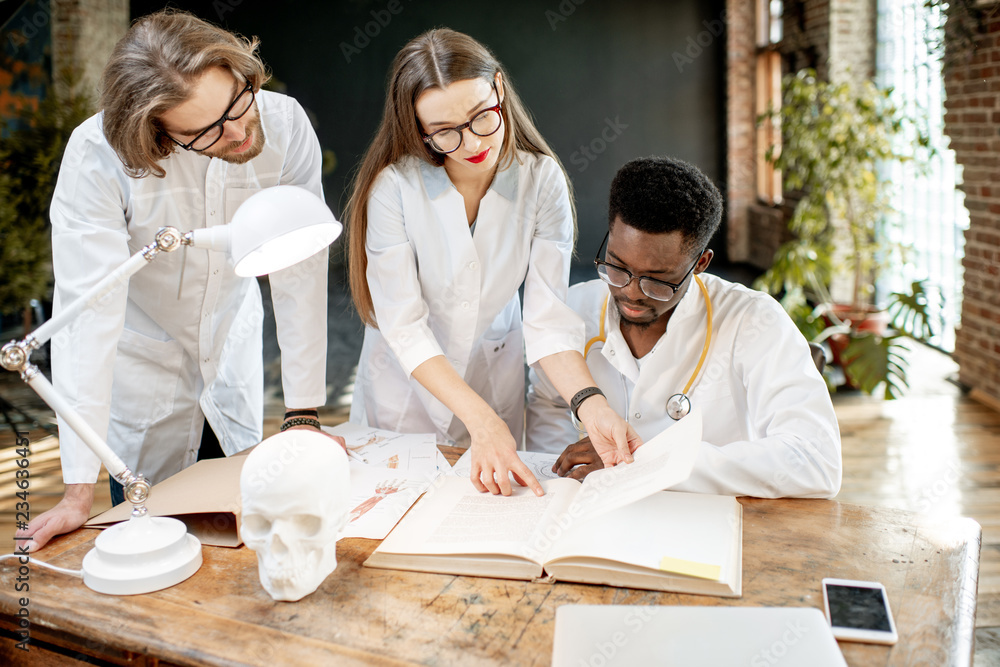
[165,81,255,152]
[421,82,503,154]
[594,231,704,301]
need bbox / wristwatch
[569,386,605,430]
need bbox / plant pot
[824,305,891,388]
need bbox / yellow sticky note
[659,556,721,581]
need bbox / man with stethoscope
[525,157,842,499]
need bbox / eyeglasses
[165,81,255,152]
[421,82,503,154]
[594,231,704,301]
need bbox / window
[756,0,783,205]
[876,0,968,351]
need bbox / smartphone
[821,578,898,645]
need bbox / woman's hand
[576,395,643,466]
[469,414,544,497]
[535,351,644,466]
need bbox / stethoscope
[584,274,714,420]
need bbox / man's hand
[469,416,544,497]
[576,395,643,466]
[553,437,606,480]
[15,483,95,553]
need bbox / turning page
[565,406,703,523]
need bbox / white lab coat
[526,275,842,498]
[50,91,329,485]
[350,152,584,445]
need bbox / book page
[375,476,580,563]
[544,491,740,581]
[565,406,703,524]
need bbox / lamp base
[82,513,202,595]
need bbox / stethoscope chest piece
[666,393,691,420]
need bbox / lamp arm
[30,229,184,348]
[23,368,130,482]
[0,229,188,516]
[30,249,151,349]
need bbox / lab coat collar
[417,155,519,201]
[490,158,519,201]
[599,274,708,382]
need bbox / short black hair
[608,156,723,256]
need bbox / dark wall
[130,0,726,264]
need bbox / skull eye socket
[242,514,272,539]
[291,514,322,537]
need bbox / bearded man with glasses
[17,9,336,553]
[525,156,842,500]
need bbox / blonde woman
[347,28,640,495]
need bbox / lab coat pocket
[480,328,526,432]
[109,329,184,428]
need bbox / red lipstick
[465,148,490,164]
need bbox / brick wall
[748,202,794,268]
[780,0,832,78]
[51,0,129,101]
[943,9,1000,405]
[725,0,757,263]
[829,0,876,82]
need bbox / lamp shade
[228,185,342,277]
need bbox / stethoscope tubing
[584,275,713,421]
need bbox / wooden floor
[0,343,999,662]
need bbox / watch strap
[570,386,605,421]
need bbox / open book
[365,408,743,597]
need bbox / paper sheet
[323,423,447,478]
[340,462,434,540]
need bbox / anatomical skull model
[240,430,350,601]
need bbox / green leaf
[842,332,910,399]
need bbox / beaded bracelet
[280,417,321,432]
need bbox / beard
[613,295,659,330]
[209,113,266,164]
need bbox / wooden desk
[0,496,980,666]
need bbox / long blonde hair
[345,28,576,327]
[100,9,269,178]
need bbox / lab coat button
[634,412,641,420]
[461,301,470,309]
[468,261,477,270]
[610,350,616,356]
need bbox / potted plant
[754,68,934,398]
[0,69,92,337]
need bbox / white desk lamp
[1,185,341,595]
